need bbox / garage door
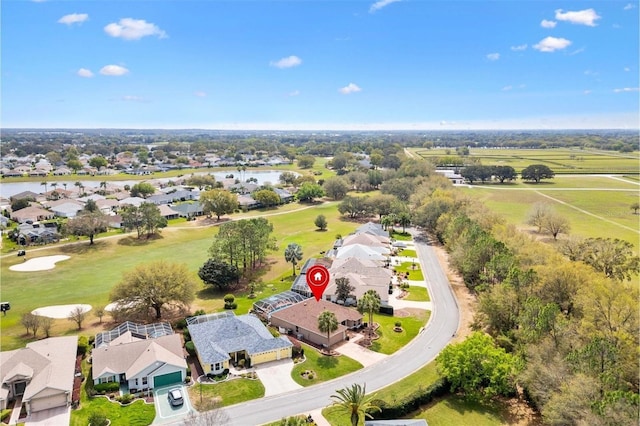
[153,371,182,388]
[29,394,67,412]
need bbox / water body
[0,170,286,199]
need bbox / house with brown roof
[10,206,55,224]
[91,332,186,393]
[270,299,362,348]
[0,336,78,415]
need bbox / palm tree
[397,211,411,233]
[40,181,48,194]
[74,181,82,195]
[317,310,338,349]
[284,243,304,277]
[357,290,381,338]
[63,183,68,192]
[380,214,393,231]
[329,383,381,426]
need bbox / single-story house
[91,331,186,393]
[356,222,390,238]
[187,312,292,376]
[0,336,78,415]
[157,204,180,220]
[170,202,204,218]
[50,202,84,218]
[10,206,55,224]
[270,299,362,348]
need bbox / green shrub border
[371,377,449,419]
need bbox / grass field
[458,175,640,250]
[411,147,640,174]
[0,201,361,350]
[291,343,363,387]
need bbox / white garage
[28,393,68,412]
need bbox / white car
[168,388,184,406]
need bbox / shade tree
[110,261,196,319]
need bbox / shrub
[77,335,89,357]
[193,309,206,316]
[224,302,237,310]
[395,321,402,328]
[116,394,134,404]
[185,341,196,356]
[88,411,108,426]
[224,294,235,303]
[175,318,187,329]
[186,367,191,377]
[183,329,191,342]
[94,382,120,394]
[371,378,449,419]
[1,409,11,422]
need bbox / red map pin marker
[306,264,330,301]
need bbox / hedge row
[370,377,449,419]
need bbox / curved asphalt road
[218,228,461,425]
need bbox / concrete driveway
[25,405,70,426]
[153,385,193,424]
[254,358,302,397]
[333,335,387,367]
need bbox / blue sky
[2,0,638,130]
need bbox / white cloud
[122,95,144,102]
[194,91,207,98]
[269,55,302,69]
[369,0,401,13]
[623,3,635,10]
[104,18,167,40]
[540,19,557,28]
[58,13,88,25]
[77,68,94,78]
[613,87,639,93]
[502,85,513,91]
[510,44,527,51]
[288,90,300,97]
[339,83,362,94]
[555,8,601,26]
[533,36,572,52]
[624,67,630,72]
[100,65,129,76]
[486,53,500,61]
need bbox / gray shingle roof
[187,313,292,364]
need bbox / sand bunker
[32,304,92,319]
[9,255,70,272]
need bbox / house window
[142,377,148,386]
[135,378,139,386]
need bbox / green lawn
[369,310,430,355]
[410,395,512,426]
[394,262,424,281]
[399,249,417,258]
[292,343,363,386]
[187,378,265,409]
[71,360,155,426]
[390,231,412,241]
[404,286,430,302]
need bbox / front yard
[70,360,155,426]
[291,343,363,386]
[187,378,265,410]
[368,309,430,355]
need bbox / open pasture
[412,147,639,174]
[460,175,640,249]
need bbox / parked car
[168,388,184,406]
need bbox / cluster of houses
[2,177,295,245]
[0,222,404,419]
[0,151,292,179]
